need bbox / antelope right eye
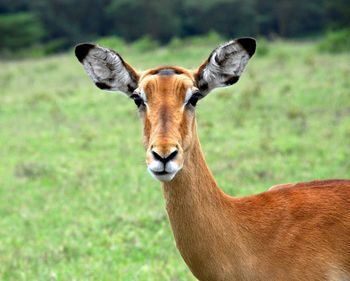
[188,96,199,107]
[186,91,203,107]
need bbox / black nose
[152,149,178,163]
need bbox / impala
[75,38,350,281]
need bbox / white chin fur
[147,161,182,182]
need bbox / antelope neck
[161,123,240,280]
[162,128,225,208]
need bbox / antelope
[75,38,350,281]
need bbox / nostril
[165,150,178,162]
[152,150,164,161]
[151,149,178,163]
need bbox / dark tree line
[0,0,349,52]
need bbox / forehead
[139,66,195,98]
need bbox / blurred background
[0,0,349,280]
[0,0,350,56]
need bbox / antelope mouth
[147,167,180,182]
[147,156,183,182]
[153,170,169,176]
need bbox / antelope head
[75,38,256,182]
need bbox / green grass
[0,40,349,280]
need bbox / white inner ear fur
[81,46,136,95]
[200,40,251,93]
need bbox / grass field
[0,39,349,280]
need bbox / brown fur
[76,42,350,280]
[134,67,350,281]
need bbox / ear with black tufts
[236,38,256,57]
[75,43,139,96]
[75,43,95,63]
[195,37,256,96]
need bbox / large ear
[75,43,139,96]
[194,38,256,95]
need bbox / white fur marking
[327,267,350,281]
[140,88,147,102]
[184,88,193,104]
[165,161,181,174]
[148,161,164,172]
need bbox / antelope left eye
[130,94,145,108]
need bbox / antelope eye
[188,96,199,107]
[130,94,145,108]
[186,91,202,107]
